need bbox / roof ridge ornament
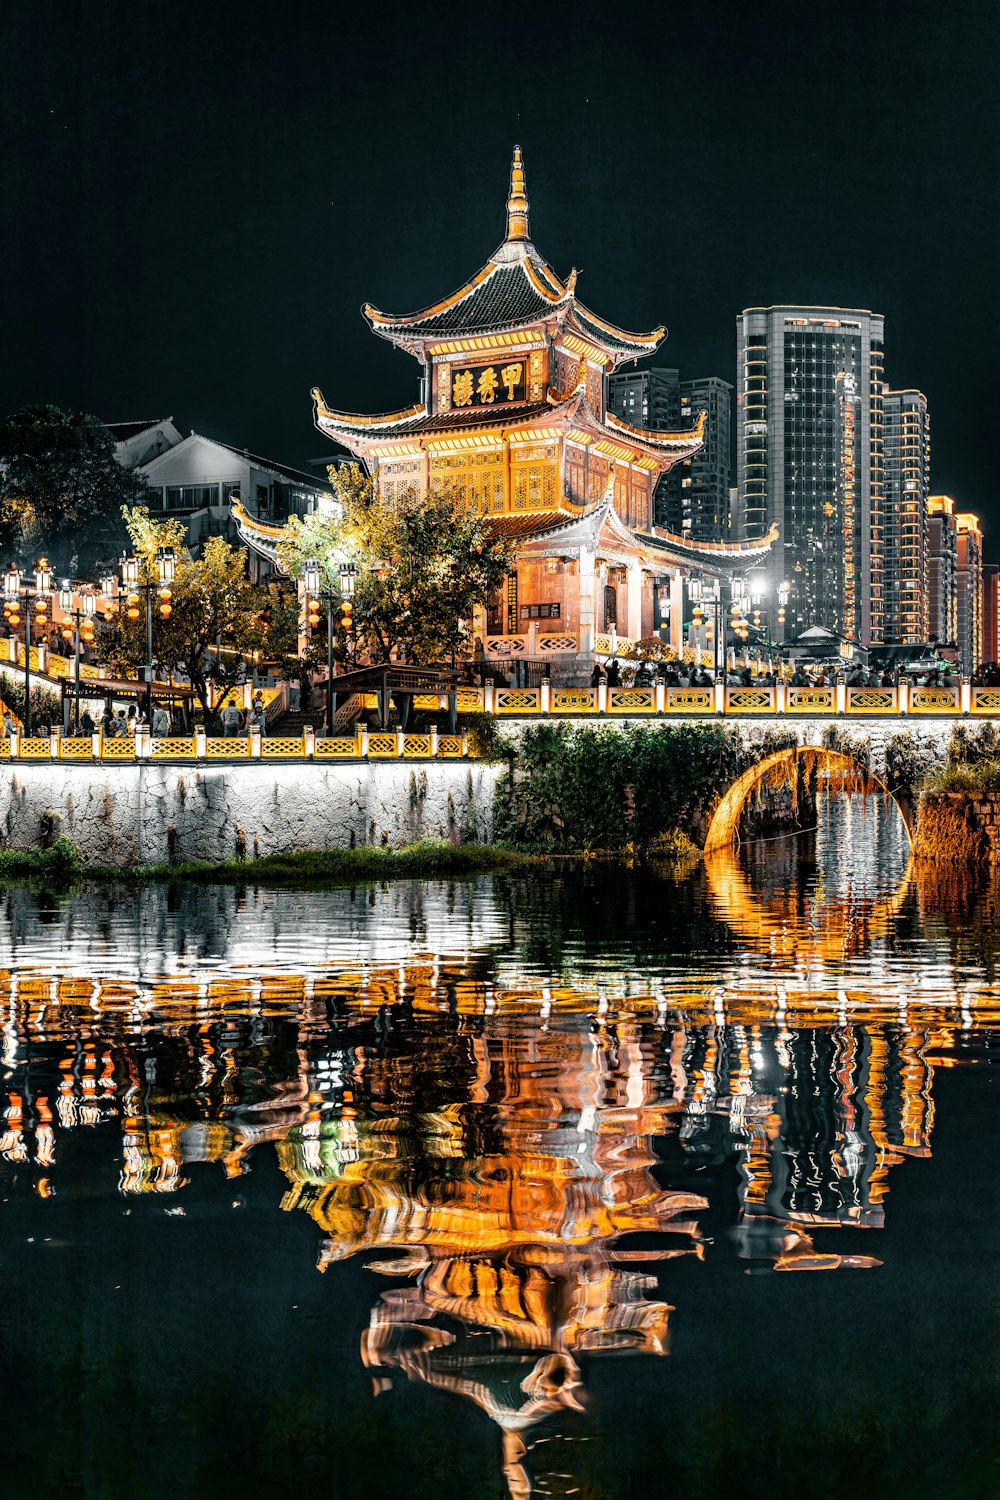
[506,145,529,242]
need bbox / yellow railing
[725,687,776,714]
[494,688,541,714]
[666,688,713,714]
[608,688,655,715]
[847,687,899,714]
[59,737,95,760]
[315,733,363,758]
[367,733,399,758]
[909,687,960,714]
[150,737,197,760]
[261,736,308,758]
[786,687,835,714]
[552,688,597,714]
[972,688,1000,714]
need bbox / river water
[1,799,997,1499]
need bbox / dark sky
[2,1,996,529]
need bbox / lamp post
[3,558,52,737]
[304,560,356,736]
[747,571,768,668]
[121,547,175,720]
[777,578,791,647]
[688,575,723,680]
[59,584,97,728]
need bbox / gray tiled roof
[373,262,561,337]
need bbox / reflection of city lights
[0,861,996,1499]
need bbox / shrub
[493,722,736,851]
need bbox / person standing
[221,700,243,738]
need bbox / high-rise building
[608,369,731,539]
[956,512,984,672]
[607,366,679,431]
[983,562,999,666]
[667,377,733,539]
[736,306,885,646]
[927,496,958,647]
[882,388,930,644]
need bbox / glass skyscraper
[736,306,885,646]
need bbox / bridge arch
[703,745,913,854]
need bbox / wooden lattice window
[512,449,556,511]
[604,584,618,629]
[506,573,519,634]
[588,459,608,504]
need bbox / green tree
[276,463,514,665]
[100,507,299,717]
[0,406,149,573]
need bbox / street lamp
[3,558,53,738]
[3,558,52,737]
[120,547,175,720]
[777,578,791,642]
[59,583,97,728]
[687,575,724,679]
[304,560,357,735]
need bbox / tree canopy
[101,507,299,716]
[276,463,514,665]
[0,406,149,573]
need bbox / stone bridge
[697,715,955,852]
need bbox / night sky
[2,2,996,529]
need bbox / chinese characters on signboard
[451,361,526,409]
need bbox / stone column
[669,572,684,658]
[578,547,595,656]
[627,563,643,643]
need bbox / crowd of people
[581,657,966,690]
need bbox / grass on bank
[0,836,526,889]
[925,759,1000,793]
[92,838,526,886]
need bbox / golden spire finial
[506,145,529,241]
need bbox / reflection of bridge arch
[704,846,912,967]
[703,745,912,854]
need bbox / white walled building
[108,419,332,569]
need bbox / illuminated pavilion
[236,149,776,669]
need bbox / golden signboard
[451,360,526,408]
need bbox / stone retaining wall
[0,761,505,868]
[912,790,1000,862]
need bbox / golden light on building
[235,148,778,663]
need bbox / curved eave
[604,408,707,451]
[570,303,666,361]
[231,500,291,572]
[364,262,499,332]
[641,522,780,572]
[312,388,427,442]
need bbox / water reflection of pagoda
[675,1020,934,1269]
[278,1024,704,1499]
[0,953,973,1497]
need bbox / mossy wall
[912,791,1000,863]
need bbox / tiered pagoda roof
[361,147,664,365]
[311,379,706,466]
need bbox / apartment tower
[736,306,885,645]
[882,388,930,643]
[927,496,958,646]
[956,512,984,672]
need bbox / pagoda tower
[237,149,777,666]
